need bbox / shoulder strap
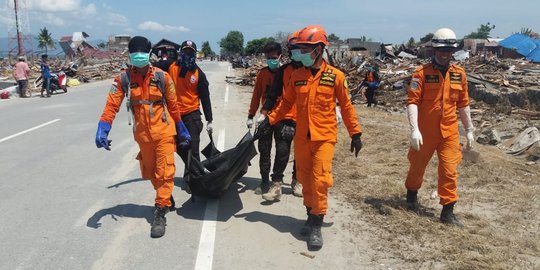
[153,70,170,124]
[120,71,135,128]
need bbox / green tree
[36,27,55,54]
[201,41,215,57]
[465,22,496,39]
[219,30,244,56]
[97,42,106,49]
[245,37,275,56]
[419,33,434,44]
[406,37,416,48]
[328,33,340,42]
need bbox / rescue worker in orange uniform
[405,28,475,227]
[95,36,191,238]
[246,41,283,196]
[167,40,213,184]
[260,33,304,200]
[258,25,363,250]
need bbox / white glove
[336,106,343,124]
[407,104,423,151]
[255,114,266,128]
[459,106,475,151]
[246,118,254,129]
[206,121,213,135]
[410,128,423,151]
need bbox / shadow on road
[234,211,305,241]
[86,203,154,229]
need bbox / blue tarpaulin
[499,33,540,63]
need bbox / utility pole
[14,0,24,55]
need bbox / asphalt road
[0,61,368,270]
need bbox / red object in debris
[0,90,9,99]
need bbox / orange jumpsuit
[405,63,469,205]
[269,61,362,215]
[99,66,182,208]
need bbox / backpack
[120,69,169,129]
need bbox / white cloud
[138,21,190,32]
[39,13,65,26]
[106,12,129,26]
[27,0,81,12]
[81,4,97,16]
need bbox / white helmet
[432,28,458,48]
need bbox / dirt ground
[332,105,540,270]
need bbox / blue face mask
[129,52,150,68]
[290,49,302,62]
[266,59,280,70]
[179,52,196,70]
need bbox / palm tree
[37,27,55,54]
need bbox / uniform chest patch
[130,82,139,88]
[450,72,462,84]
[425,75,439,83]
[190,75,197,84]
[109,82,117,94]
[295,80,307,86]
[149,78,158,88]
[320,72,336,86]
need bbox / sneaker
[262,181,282,201]
[150,206,169,238]
[291,178,303,197]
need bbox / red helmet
[296,25,329,46]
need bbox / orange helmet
[287,31,300,47]
[296,25,329,46]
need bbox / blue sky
[1,0,539,52]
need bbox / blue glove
[95,121,112,151]
[175,121,192,147]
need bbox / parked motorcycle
[49,70,68,94]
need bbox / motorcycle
[49,70,68,94]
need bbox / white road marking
[224,84,229,104]
[194,128,224,270]
[0,119,61,143]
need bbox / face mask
[290,49,302,62]
[179,52,196,70]
[297,50,316,67]
[129,52,150,68]
[266,59,280,70]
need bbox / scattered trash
[300,252,316,259]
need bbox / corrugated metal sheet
[499,34,537,58]
[526,40,540,62]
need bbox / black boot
[169,196,176,211]
[151,206,169,238]
[440,202,463,227]
[308,214,324,250]
[406,190,419,211]
[300,207,313,236]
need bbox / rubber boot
[406,190,419,211]
[440,202,463,227]
[308,214,324,250]
[150,205,169,238]
[300,207,313,236]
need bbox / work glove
[459,105,475,151]
[465,131,474,150]
[280,122,296,141]
[255,114,266,128]
[175,121,192,148]
[246,117,254,129]
[407,104,422,151]
[206,121,213,135]
[257,116,272,137]
[95,121,112,151]
[368,81,380,89]
[336,106,343,125]
[410,128,423,151]
[350,133,363,157]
